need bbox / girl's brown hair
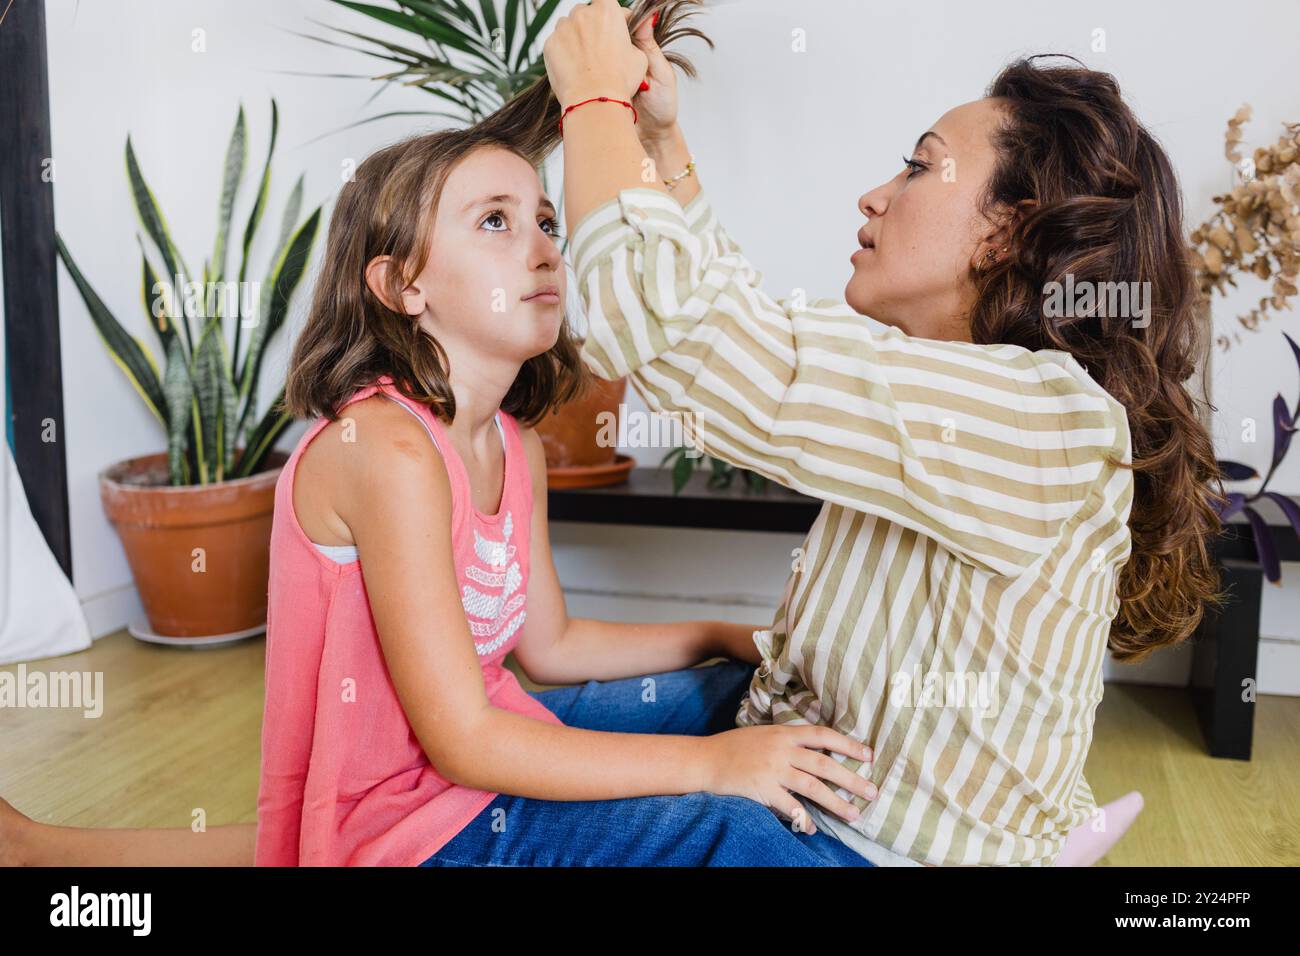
[285,1,711,427]
[973,55,1225,662]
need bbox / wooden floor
[3,628,1297,866]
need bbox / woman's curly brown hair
[972,55,1227,662]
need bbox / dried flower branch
[1187,105,1300,350]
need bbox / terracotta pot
[99,450,288,639]
[535,376,627,468]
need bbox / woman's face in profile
[845,97,1009,341]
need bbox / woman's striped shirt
[568,186,1134,866]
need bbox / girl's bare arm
[344,402,719,801]
[348,403,867,815]
[510,426,762,685]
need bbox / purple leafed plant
[1216,330,1300,583]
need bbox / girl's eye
[901,155,928,179]
[480,210,564,240]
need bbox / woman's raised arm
[545,0,1130,579]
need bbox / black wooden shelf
[547,465,819,533]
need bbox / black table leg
[1189,558,1261,760]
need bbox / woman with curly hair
[541,0,1222,865]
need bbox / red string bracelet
[557,96,638,138]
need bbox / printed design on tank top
[461,511,526,656]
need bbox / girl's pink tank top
[254,374,564,866]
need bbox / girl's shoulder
[315,393,447,461]
[292,393,454,551]
[305,395,453,503]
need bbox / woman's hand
[543,0,647,108]
[702,725,877,834]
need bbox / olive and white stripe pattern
[569,186,1134,866]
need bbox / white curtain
[0,440,90,665]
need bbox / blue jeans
[419,659,874,867]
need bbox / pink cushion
[1055,791,1144,866]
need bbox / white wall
[40,0,1300,690]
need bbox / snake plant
[56,101,322,487]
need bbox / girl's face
[403,145,567,365]
[844,97,1009,341]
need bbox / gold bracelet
[664,156,696,191]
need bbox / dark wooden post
[0,0,72,578]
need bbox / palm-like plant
[301,1,595,129]
[56,101,322,487]
[298,1,647,241]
